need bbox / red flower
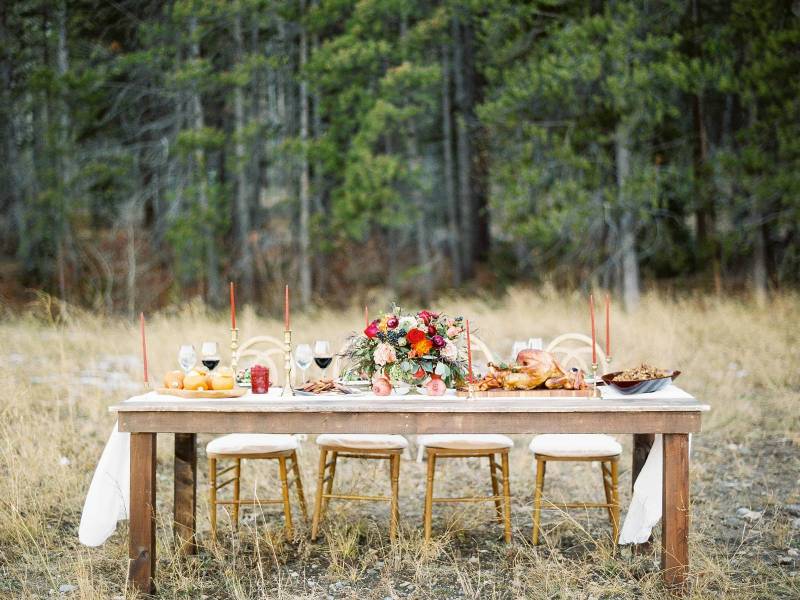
[364,322,379,338]
[413,366,426,379]
[407,328,426,343]
[387,315,399,329]
[427,324,436,336]
[418,310,435,325]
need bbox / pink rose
[441,340,458,361]
[364,322,379,338]
[447,326,460,338]
[373,342,397,367]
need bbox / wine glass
[314,340,333,379]
[178,344,197,374]
[295,343,313,384]
[200,341,220,371]
[528,337,544,351]
[511,340,528,362]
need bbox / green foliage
[3,0,799,308]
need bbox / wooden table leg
[632,433,655,554]
[129,432,157,594]
[174,433,197,554]
[662,433,690,593]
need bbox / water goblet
[178,344,197,374]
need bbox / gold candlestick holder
[230,327,240,371]
[467,380,477,399]
[282,329,293,397]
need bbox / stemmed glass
[295,343,313,384]
[313,340,333,379]
[528,337,543,351]
[178,344,197,374]
[200,341,220,371]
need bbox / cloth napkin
[78,421,130,546]
[618,434,692,544]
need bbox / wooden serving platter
[456,388,599,398]
[156,387,248,399]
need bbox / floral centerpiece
[343,307,467,389]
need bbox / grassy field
[1,290,799,599]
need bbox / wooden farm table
[111,385,708,594]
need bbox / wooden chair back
[233,335,285,385]
[470,335,495,377]
[545,333,607,374]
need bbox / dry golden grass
[0,289,799,598]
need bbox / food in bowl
[611,364,673,382]
[236,367,251,386]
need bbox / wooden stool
[418,434,514,543]
[207,434,308,541]
[529,434,621,544]
[311,434,407,541]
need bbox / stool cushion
[315,434,409,450]
[528,434,621,458]
[417,434,514,450]
[206,434,298,455]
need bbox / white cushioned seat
[528,434,621,458]
[417,434,513,450]
[315,434,408,450]
[206,434,298,455]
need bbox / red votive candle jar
[250,364,270,394]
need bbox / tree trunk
[233,11,254,302]
[690,0,721,294]
[407,131,432,304]
[312,29,326,297]
[298,0,312,307]
[748,105,767,305]
[189,16,220,303]
[616,121,640,311]
[127,206,137,319]
[0,2,19,245]
[452,16,473,280]
[441,44,461,286]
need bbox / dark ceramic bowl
[601,370,680,395]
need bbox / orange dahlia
[413,338,433,356]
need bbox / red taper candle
[605,293,611,357]
[284,284,290,331]
[466,319,474,383]
[229,281,236,330]
[365,305,369,328]
[589,294,597,364]
[140,312,148,384]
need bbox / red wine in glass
[202,358,220,370]
[314,356,333,369]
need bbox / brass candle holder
[467,380,477,399]
[282,329,293,397]
[230,327,240,372]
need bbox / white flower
[441,340,458,361]
[373,343,397,367]
[399,316,417,332]
[397,337,407,346]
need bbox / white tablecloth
[80,387,683,546]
